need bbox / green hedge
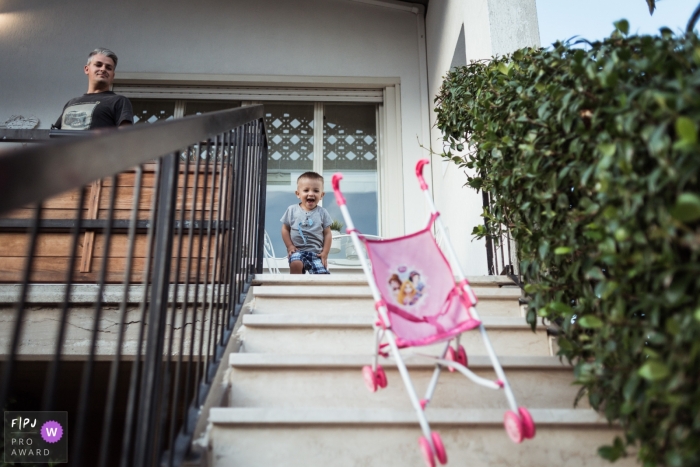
[435,23,700,467]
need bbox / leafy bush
[435,23,700,467]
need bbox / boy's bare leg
[290,261,304,274]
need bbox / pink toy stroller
[332,159,535,467]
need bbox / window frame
[115,75,404,239]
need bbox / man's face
[84,53,115,89]
[295,177,324,211]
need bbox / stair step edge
[229,354,568,369]
[210,407,609,426]
[253,274,517,287]
[253,286,521,299]
[241,314,535,329]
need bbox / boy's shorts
[289,251,330,274]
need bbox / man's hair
[87,48,118,69]
[297,172,324,183]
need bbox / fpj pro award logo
[4,411,68,464]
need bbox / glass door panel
[263,104,315,258]
[322,104,378,237]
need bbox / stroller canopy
[364,221,479,348]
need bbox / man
[53,48,133,130]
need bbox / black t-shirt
[53,91,133,130]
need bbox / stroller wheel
[418,436,436,467]
[362,365,377,392]
[445,347,456,372]
[375,364,388,388]
[431,432,448,465]
[504,410,524,443]
[456,345,468,367]
[519,407,536,439]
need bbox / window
[131,99,241,123]
[126,83,400,263]
[263,103,378,257]
[263,103,315,257]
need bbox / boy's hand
[287,245,298,256]
[318,251,328,268]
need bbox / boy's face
[296,177,324,211]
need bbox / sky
[536,0,700,47]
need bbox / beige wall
[425,0,539,274]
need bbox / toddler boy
[280,172,333,274]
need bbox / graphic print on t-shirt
[61,102,100,130]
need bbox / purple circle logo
[41,420,63,444]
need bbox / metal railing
[0,105,267,467]
[481,190,521,286]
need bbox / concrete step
[237,314,548,356]
[250,285,523,317]
[209,407,633,467]
[227,354,583,410]
[253,274,518,288]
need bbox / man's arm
[115,96,134,127]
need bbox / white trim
[379,85,405,238]
[118,74,405,238]
[114,73,399,88]
[415,10,434,199]
[174,100,185,118]
[375,105,383,237]
[313,103,324,175]
[394,84,404,236]
[347,0,419,14]
[114,85,383,103]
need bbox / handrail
[0,105,268,467]
[0,105,264,215]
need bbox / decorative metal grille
[264,104,314,171]
[323,104,377,171]
[131,99,177,124]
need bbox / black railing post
[71,172,118,467]
[134,152,179,467]
[481,189,495,275]
[0,202,42,410]
[255,119,269,274]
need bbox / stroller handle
[332,173,346,206]
[416,159,430,191]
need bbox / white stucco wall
[425,0,539,275]
[0,0,430,234]
[487,0,541,57]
